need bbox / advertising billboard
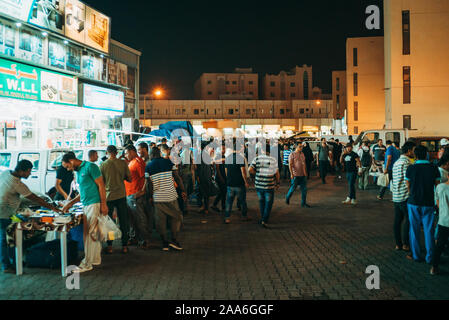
[85,6,110,53]
[82,83,124,112]
[0,0,34,22]
[28,0,65,34]
[0,57,78,105]
[64,0,86,43]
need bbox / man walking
[316,138,333,184]
[341,144,362,205]
[62,153,108,273]
[146,147,187,251]
[282,144,292,181]
[357,142,372,190]
[285,143,310,208]
[1,161,62,273]
[124,145,152,250]
[100,145,131,254]
[249,144,280,228]
[406,145,440,263]
[391,141,415,252]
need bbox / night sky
[83,0,383,99]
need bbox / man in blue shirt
[406,145,441,263]
[378,140,400,200]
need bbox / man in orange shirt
[124,145,152,249]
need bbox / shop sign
[0,57,78,105]
[82,83,124,112]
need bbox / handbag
[98,215,122,242]
[377,173,390,187]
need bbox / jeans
[256,189,274,223]
[154,200,182,242]
[319,160,329,183]
[378,170,393,198]
[213,182,227,211]
[433,225,449,268]
[394,201,410,247]
[0,219,14,270]
[408,204,435,263]
[106,197,130,247]
[346,172,357,200]
[225,186,248,219]
[286,176,307,206]
[358,167,370,190]
[282,165,290,180]
[127,195,152,243]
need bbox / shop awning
[217,120,239,129]
[203,121,218,129]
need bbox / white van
[0,148,107,196]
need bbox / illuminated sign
[82,83,124,112]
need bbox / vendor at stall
[0,160,62,274]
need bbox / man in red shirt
[125,145,152,250]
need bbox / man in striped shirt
[391,141,416,251]
[282,144,292,181]
[249,144,280,228]
[146,147,187,251]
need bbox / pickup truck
[0,148,107,196]
[353,129,448,161]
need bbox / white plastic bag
[377,173,390,187]
[97,215,122,242]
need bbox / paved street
[1,174,449,300]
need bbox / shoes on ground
[169,240,183,251]
[342,197,351,204]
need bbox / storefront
[0,57,124,150]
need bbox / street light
[154,89,163,98]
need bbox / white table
[15,223,70,277]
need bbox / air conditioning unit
[122,118,140,133]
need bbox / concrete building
[138,98,333,133]
[262,65,313,100]
[194,68,258,100]
[346,37,385,135]
[384,0,449,135]
[332,71,347,120]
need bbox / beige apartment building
[194,68,259,100]
[346,37,385,135]
[262,65,313,100]
[332,71,347,120]
[139,98,333,132]
[384,0,449,135]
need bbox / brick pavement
[1,175,449,300]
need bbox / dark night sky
[83,0,383,99]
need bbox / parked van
[0,148,107,196]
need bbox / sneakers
[169,240,183,251]
[342,197,351,204]
[430,267,440,276]
[351,199,357,205]
[73,265,93,273]
[261,222,270,229]
[162,241,170,251]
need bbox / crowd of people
[0,135,448,276]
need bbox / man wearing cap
[438,138,449,160]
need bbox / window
[280,109,285,115]
[232,81,237,85]
[270,81,275,87]
[303,71,309,99]
[336,95,340,110]
[403,115,411,129]
[0,153,11,170]
[353,48,358,67]
[354,126,359,134]
[249,81,253,85]
[194,109,199,115]
[207,80,212,85]
[19,153,40,171]
[402,10,410,55]
[336,78,340,91]
[386,132,401,148]
[270,92,275,98]
[207,91,212,95]
[354,102,358,121]
[403,66,411,104]
[290,93,296,98]
[290,82,296,87]
[225,81,230,85]
[300,108,305,114]
[232,92,237,95]
[362,132,380,145]
[353,73,358,96]
[420,140,438,153]
[175,109,181,115]
[226,91,230,94]
[249,91,253,95]
[246,109,251,115]
[140,110,144,115]
[228,109,234,115]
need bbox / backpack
[361,150,372,168]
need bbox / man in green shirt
[100,145,132,254]
[62,153,108,273]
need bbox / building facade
[332,71,347,120]
[384,0,449,135]
[194,68,258,100]
[262,65,313,100]
[346,37,385,135]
